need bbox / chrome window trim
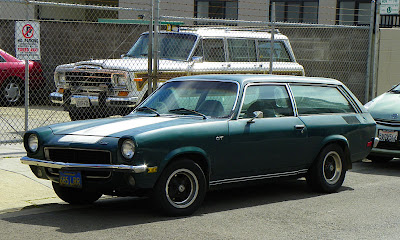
[236,82,296,120]
[210,169,308,186]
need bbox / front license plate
[59,171,82,188]
[75,97,90,108]
[378,129,398,143]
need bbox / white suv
[50,27,305,120]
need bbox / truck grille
[45,148,112,178]
[66,71,112,87]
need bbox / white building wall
[0,2,34,20]
[238,0,268,22]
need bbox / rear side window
[290,85,356,115]
[258,41,292,62]
[227,39,257,62]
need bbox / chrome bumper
[50,92,138,107]
[373,137,379,148]
[20,156,147,173]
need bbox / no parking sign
[15,21,41,60]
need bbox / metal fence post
[269,2,275,75]
[152,0,160,92]
[365,0,376,103]
[148,0,154,96]
[372,0,381,98]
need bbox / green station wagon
[21,74,377,216]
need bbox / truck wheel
[306,144,346,193]
[1,78,24,106]
[52,182,102,204]
[153,159,206,216]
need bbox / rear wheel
[52,182,102,204]
[306,144,346,193]
[367,155,392,163]
[152,159,206,216]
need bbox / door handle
[294,125,305,133]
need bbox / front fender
[159,146,210,172]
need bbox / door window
[239,85,294,119]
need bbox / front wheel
[152,159,206,216]
[52,182,102,204]
[306,144,346,193]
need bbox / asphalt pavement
[0,144,62,213]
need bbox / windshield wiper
[136,106,160,116]
[169,108,207,119]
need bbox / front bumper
[20,156,147,173]
[50,92,138,107]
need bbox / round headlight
[121,139,135,159]
[27,134,39,153]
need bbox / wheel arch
[319,135,352,170]
[158,147,211,187]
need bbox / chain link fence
[0,0,373,144]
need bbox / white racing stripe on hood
[60,117,174,138]
[58,135,105,144]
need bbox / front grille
[376,141,400,151]
[45,148,112,178]
[66,71,113,87]
[46,148,111,164]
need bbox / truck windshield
[125,33,198,61]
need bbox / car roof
[170,74,343,86]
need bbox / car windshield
[136,80,239,118]
[125,33,197,61]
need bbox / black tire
[1,78,24,106]
[367,155,393,163]
[306,144,346,193]
[52,182,102,204]
[152,159,206,216]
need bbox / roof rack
[179,26,280,34]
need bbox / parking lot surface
[1,144,400,240]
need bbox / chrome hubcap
[323,151,342,185]
[165,169,199,209]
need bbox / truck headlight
[113,73,129,86]
[121,139,135,159]
[27,134,39,153]
[55,72,66,85]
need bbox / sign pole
[25,60,29,131]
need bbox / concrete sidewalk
[0,144,61,213]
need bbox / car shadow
[351,159,400,177]
[1,178,353,234]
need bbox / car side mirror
[192,56,203,63]
[248,111,263,123]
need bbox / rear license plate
[59,171,82,188]
[75,97,90,107]
[378,129,398,143]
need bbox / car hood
[56,58,189,72]
[49,115,216,140]
[366,92,400,121]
